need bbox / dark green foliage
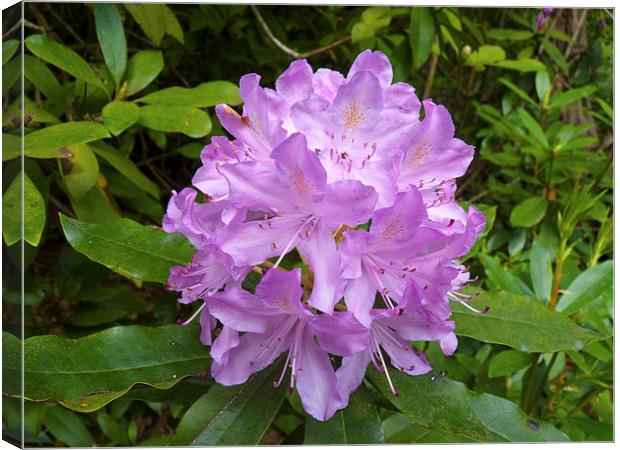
[2,4,612,446]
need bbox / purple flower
[206,269,368,421]
[163,49,488,421]
[216,132,377,313]
[335,280,455,402]
[543,7,554,15]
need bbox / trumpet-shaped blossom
[207,269,367,420]
[163,49,486,421]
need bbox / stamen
[373,338,399,397]
[273,350,292,387]
[459,301,490,315]
[273,215,314,269]
[178,302,206,326]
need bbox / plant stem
[549,239,566,310]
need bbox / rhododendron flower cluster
[163,50,486,421]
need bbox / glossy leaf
[367,368,569,442]
[124,50,164,96]
[452,289,603,352]
[44,407,95,447]
[64,144,100,200]
[102,101,140,135]
[2,325,209,407]
[498,77,537,108]
[517,108,548,148]
[94,4,127,87]
[90,141,159,198]
[465,45,505,70]
[304,385,384,444]
[488,350,532,378]
[172,361,288,445]
[549,85,598,109]
[24,54,67,108]
[535,70,551,103]
[479,254,535,297]
[2,39,19,65]
[409,8,435,70]
[510,197,548,228]
[2,172,46,247]
[69,185,121,224]
[60,214,193,283]
[24,122,110,159]
[492,59,546,72]
[486,28,534,41]
[25,34,105,91]
[137,81,241,107]
[125,4,166,46]
[2,133,20,161]
[556,260,613,315]
[138,105,212,138]
[530,238,553,303]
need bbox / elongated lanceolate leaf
[137,81,241,107]
[60,214,194,283]
[452,289,603,353]
[2,172,46,247]
[24,122,110,158]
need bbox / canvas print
[1,2,613,446]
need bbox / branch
[251,5,350,60]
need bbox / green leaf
[409,8,436,70]
[535,71,551,103]
[2,325,209,408]
[124,50,164,97]
[69,185,121,224]
[530,238,553,303]
[351,7,393,43]
[367,369,568,442]
[90,141,159,198]
[60,214,193,283]
[24,121,110,158]
[64,144,100,200]
[465,45,505,70]
[2,133,21,161]
[304,385,384,444]
[2,172,46,247]
[498,77,537,108]
[2,39,19,65]
[2,55,21,96]
[595,97,613,120]
[510,197,548,228]
[94,4,127,88]
[172,361,288,445]
[488,350,532,378]
[137,81,242,107]
[162,5,184,44]
[97,411,130,445]
[486,28,534,41]
[478,254,535,297]
[23,55,67,108]
[44,406,95,447]
[125,4,166,46]
[102,101,140,135]
[492,59,546,73]
[542,39,568,73]
[25,34,105,91]
[452,289,603,352]
[517,108,548,148]
[556,260,613,315]
[549,85,597,109]
[139,105,212,138]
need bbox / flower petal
[336,351,371,404]
[310,311,369,356]
[332,71,383,133]
[199,305,217,346]
[256,268,308,317]
[206,286,285,333]
[299,223,344,314]
[276,59,314,105]
[318,180,378,228]
[343,273,376,327]
[295,327,343,421]
[347,49,393,89]
[210,325,240,364]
